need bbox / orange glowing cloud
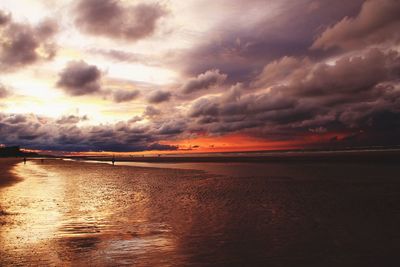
[159,131,346,154]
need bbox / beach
[0,158,22,188]
[1,158,400,266]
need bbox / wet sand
[82,148,400,163]
[1,159,400,266]
[0,158,22,188]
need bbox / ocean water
[1,159,400,266]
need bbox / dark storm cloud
[75,0,166,41]
[147,90,171,103]
[56,62,147,102]
[0,112,179,152]
[261,49,400,98]
[56,61,102,96]
[157,120,186,135]
[176,0,364,81]
[112,89,140,103]
[184,47,400,146]
[189,82,297,120]
[312,0,400,51]
[0,11,57,70]
[188,88,299,133]
[181,69,227,94]
[189,97,219,117]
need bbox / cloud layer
[312,0,400,50]
[0,112,178,152]
[181,69,227,94]
[75,0,166,41]
[1,0,400,152]
[0,13,57,70]
[56,61,102,96]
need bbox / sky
[0,0,399,154]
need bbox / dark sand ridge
[0,158,22,188]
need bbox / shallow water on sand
[81,159,400,179]
[1,159,400,266]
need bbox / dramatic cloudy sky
[0,0,399,154]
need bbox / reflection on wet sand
[1,162,62,243]
[0,160,178,266]
[0,161,63,265]
[1,159,400,266]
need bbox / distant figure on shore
[112,156,115,166]
[23,157,26,165]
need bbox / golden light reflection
[0,161,63,248]
[0,160,178,265]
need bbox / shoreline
[0,158,22,188]
[71,149,400,164]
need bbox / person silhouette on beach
[112,156,115,166]
[23,157,26,165]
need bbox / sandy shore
[1,158,400,266]
[0,158,22,188]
